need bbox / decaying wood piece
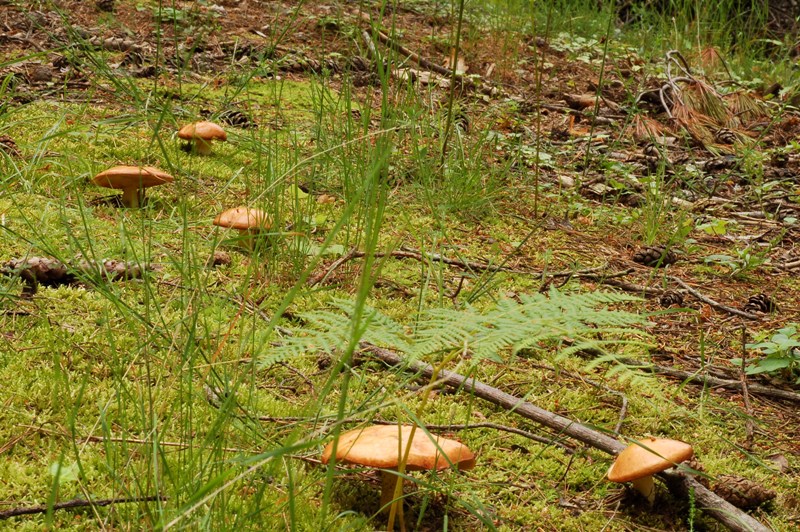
[1,256,150,295]
[361,343,772,532]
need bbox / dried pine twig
[0,496,166,520]
[307,247,528,286]
[356,12,460,80]
[373,420,575,453]
[667,276,759,320]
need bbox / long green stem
[386,348,462,531]
[439,0,466,167]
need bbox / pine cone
[714,128,737,144]
[684,458,709,488]
[96,0,114,12]
[632,245,677,267]
[642,142,661,158]
[743,293,777,314]
[659,290,684,308]
[0,135,21,157]
[712,475,776,509]
[207,251,232,268]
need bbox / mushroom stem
[194,139,213,155]
[379,470,405,531]
[236,228,261,251]
[121,187,143,208]
[379,470,400,511]
[631,475,656,504]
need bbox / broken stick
[0,495,165,520]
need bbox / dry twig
[0,496,166,520]
[668,276,760,320]
[617,358,800,403]
[739,327,756,450]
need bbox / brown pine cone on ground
[0,135,21,157]
[712,475,776,509]
[96,0,114,11]
[207,250,232,268]
[743,293,777,314]
[684,458,709,488]
[632,245,677,267]
[659,290,684,308]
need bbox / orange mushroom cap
[607,437,694,483]
[321,424,475,472]
[178,121,227,142]
[213,207,269,231]
[92,165,174,189]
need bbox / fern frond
[254,289,649,368]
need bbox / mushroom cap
[607,437,694,482]
[178,121,227,141]
[92,166,174,189]
[321,424,476,472]
[213,207,269,230]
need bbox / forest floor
[0,1,799,530]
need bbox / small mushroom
[321,424,475,513]
[177,121,227,155]
[212,206,269,249]
[92,165,174,208]
[607,437,694,504]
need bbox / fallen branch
[355,11,499,97]
[308,246,623,288]
[668,276,759,320]
[0,495,165,520]
[372,420,574,453]
[579,272,664,296]
[357,12,461,80]
[619,358,800,404]
[361,342,771,532]
[307,247,528,286]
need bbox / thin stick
[778,258,800,270]
[358,12,460,80]
[580,273,663,296]
[362,342,771,532]
[307,246,619,287]
[668,276,759,320]
[361,30,378,61]
[618,358,800,403]
[373,420,574,453]
[307,247,527,286]
[740,327,755,450]
[0,496,166,520]
[79,434,244,454]
[527,363,628,436]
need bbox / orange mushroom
[607,437,694,503]
[92,165,173,208]
[178,121,227,155]
[322,424,475,512]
